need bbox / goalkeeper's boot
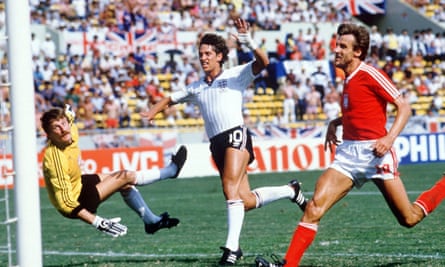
[145,212,180,234]
[171,145,187,178]
[219,246,243,266]
[289,179,307,211]
[255,255,286,267]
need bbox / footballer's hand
[234,18,258,50]
[372,135,393,157]
[92,216,128,237]
[64,104,76,123]
[324,121,340,152]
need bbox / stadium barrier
[1,132,445,189]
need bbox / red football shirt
[341,62,401,140]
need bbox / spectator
[430,91,443,115]
[41,63,54,83]
[109,53,124,69]
[99,52,113,74]
[416,78,430,96]
[402,88,418,116]
[424,71,442,96]
[382,27,399,61]
[103,95,120,129]
[305,84,322,121]
[146,54,162,75]
[294,79,309,121]
[411,31,427,57]
[90,89,105,114]
[259,38,267,54]
[323,92,341,122]
[33,65,44,91]
[30,32,41,58]
[77,95,96,129]
[369,25,383,58]
[310,64,330,103]
[281,76,297,123]
[398,29,412,61]
[117,95,131,128]
[40,33,57,60]
[176,56,195,75]
[170,75,185,93]
[52,74,68,103]
[284,33,296,60]
[325,81,341,103]
[2,0,444,132]
[424,107,440,132]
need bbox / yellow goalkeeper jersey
[42,122,82,218]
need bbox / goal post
[5,0,43,266]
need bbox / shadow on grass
[299,258,432,267]
[373,259,431,267]
[44,257,257,267]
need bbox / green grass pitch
[1,162,444,266]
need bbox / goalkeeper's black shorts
[78,174,101,213]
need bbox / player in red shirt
[255,23,445,267]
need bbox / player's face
[47,117,73,148]
[334,34,356,69]
[199,44,222,74]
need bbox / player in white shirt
[142,18,307,266]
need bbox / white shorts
[330,140,399,188]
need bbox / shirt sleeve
[368,65,401,103]
[170,88,190,104]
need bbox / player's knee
[302,200,326,223]
[397,216,420,228]
[398,219,415,228]
[115,170,135,184]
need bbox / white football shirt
[171,62,255,139]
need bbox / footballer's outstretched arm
[77,208,96,224]
[140,96,173,122]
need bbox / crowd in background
[0,0,443,133]
[406,0,445,25]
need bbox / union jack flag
[105,30,132,46]
[105,28,157,50]
[328,0,386,16]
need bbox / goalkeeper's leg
[121,186,160,224]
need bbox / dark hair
[199,33,229,65]
[40,107,66,134]
[337,23,370,61]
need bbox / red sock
[284,222,318,267]
[415,175,445,215]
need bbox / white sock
[135,169,161,185]
[253,185,293,208]
[225,200,244,251]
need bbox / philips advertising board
[395,133,445,165]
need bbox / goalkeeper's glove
[92,216,128,237]
[237,32,258,50]
[64,104,76,123]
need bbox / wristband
[238,32,258,50]
[92,215,102,228]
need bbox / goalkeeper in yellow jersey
[40,105,187,237]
